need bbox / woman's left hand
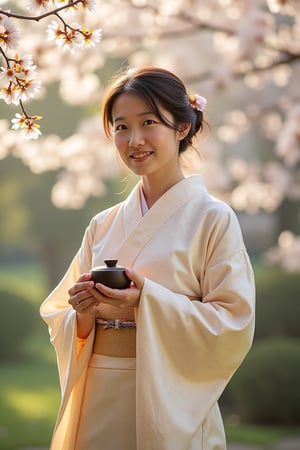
[91,267,144,309]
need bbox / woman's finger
[68,279,94,297]
[125,268,144,290]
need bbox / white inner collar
[140,187,149,216]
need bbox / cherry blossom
[81,0,97,12]
[265,231,300,272]
[11,112,42,140]
[0,51,41,104]
[47,20,101,51]
[78,28,102,48]
[0,15,20,50]
[0,0,102,138]
[0,66,18,83]
[47,21,82,52]
[188,94,207,112]
[0,84,19,104]
[27,0,51,13]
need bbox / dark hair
[101,66,204,154]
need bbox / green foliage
[0,264,59,448]
[254,266,300,339]
[221,265,300,427]
[0,359,59,450]
[0,289,37,361]
[225,421,300,446]
[228,338,300,425]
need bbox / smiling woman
[101,66,205,206]
[110,92,190,200]
[40,66,255,450]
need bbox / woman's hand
[93,267,144,309]
[68,273,99,338]
[68,269,144,337]
[68,272,99,315]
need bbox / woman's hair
[101,66,205,154]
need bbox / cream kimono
[40,174,255,450]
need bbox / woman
[40,66,255,450]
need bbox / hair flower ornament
[188,93,207,112]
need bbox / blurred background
[0,0,300,448]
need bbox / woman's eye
[144,119,156,126]
[115,124,127,131]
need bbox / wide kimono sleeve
[135,204,255,450]
[39,218,98,449]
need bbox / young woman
[40,66,255,450]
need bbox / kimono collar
[116,175,207,267]
[140,187,149,217]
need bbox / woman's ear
[178,122,192,140]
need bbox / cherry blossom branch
[109,3,300,83]
[240,51,299,76]
[192,50,299,81]
[0,0,101,140]
[0,45,9,66]
[0,0,83,22]
[129,2,235,36]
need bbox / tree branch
[0,46,9,66]
[129,1,235,36]
[0,0,82,22]
[184,51,300,85]
[237,51,300,77]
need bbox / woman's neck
[141,171,185,208]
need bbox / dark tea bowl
[91,259,131,289]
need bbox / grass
[0,262,59,450]
[0,262,48,305]
[225,419,300,446]
[0,262,300,449]
[0,359,59,449]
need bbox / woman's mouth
[130,151,153,161]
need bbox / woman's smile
[130,151,154,162]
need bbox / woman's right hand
[68,273,99,338]
[68,273,98,314]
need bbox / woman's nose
[129,129,145,147]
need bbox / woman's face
[111,93,187,181]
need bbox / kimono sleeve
[40,217,97,387]
[134,206,255,450]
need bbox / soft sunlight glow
[266,230,300,272]
[226,6,242,20]
[244,73,266,89]
[228,158,249,181]
[261,113,282,140]
[4,387,59,419]
[278,230,294,249]
[272,64,292,87]
[217,125,238,143]
[214,33,238,53]
[231,181,282,213]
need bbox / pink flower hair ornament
[188,93,207,112]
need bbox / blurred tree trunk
[40,239,70,290]
[277,199,300,235]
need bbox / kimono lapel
[116,175,207,266]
